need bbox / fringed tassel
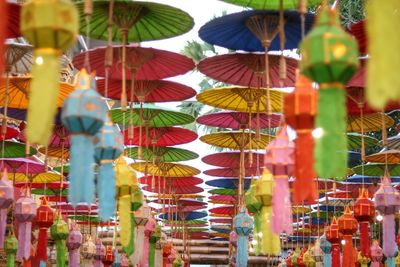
[6,253,15,267]
[69,249,79,267]
[387,257,395,267]
[236,235,248,267]
[293,131,317,203]
[260,206,280,255]
[17,222,31,261]
[119,195,131,248]
[149,239,156,267]
[141,233,151,267]
[69,135,95,205]
[253,212,262,256]
[55,240,67,267]
[123,215,135,256]
[383,214,398,258]
[359,222,371,257]
[0,209,7,248]
[98,162,116,221]
[36,228,48,262]
[271,178,293,235]
[342,235,354,267]
[26,50,60,146]
[324,251,332,267]
[331,243,340,267]
[315,87,347,179]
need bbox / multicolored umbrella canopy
[122,126,197,146]
[131,162,201,177]
[383,134,400,150]
[5,3,21,39]
[348,20,366,54]
[11,172,61,183]
[4,42,32,74]
[53,164,69,174]
[365,150,400,164]
[19,125,70,147]
[197,111,281,130]
[209,195,237,205]
[197,87,285,113]
[206,178,252,189]
[32,188,68,197]
[347,113,394,132]
[171,232,209,240]
[159,211,207,221]
[152,199,206,207]
[219,0,323,10]
[202,151,264,168]
[209,206,235,216]
[155,205,206,213]
[200,131,272,149]
[0,107,63,124]
[0,141,36,158]
[347,133,379,150]
[0,158,44,173]
[73,46,195,80]
[15,181,67,190]
[353,163,400,176]
[208,188,238,195]
[139,176,203,187]
[204,167,261,177]
[209,218,232,224]
[110,106,195,126]
[37,147,69,159]
[125,146,198,162]
[198,53,297,87]
[96,79,196,102]
[198,10,314,52]
[0,124,19,140]
[346,175,400,183]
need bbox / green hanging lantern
[300,4,359,179]
[245,179,262,255]
[50,215,69,267]
[149,225,161,267]
[132,189,143,212]
[4,233,18,267]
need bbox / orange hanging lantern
[284,75,318,203]
[338,206,358,267]
[326,217,342,267]
[102,245,115,267]
[34,197,55,264]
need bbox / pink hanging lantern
[93,238,105,267]
[121,253,130,267]
[141,218,156,267]
[370,240,383,267]
[66,224,82,267]
[0,170,13,248]
[229,230,238,247]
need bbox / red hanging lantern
[163,241,172,267]
[354,188,375,258]
[102,245,115,267]
[326,217,343,267]
[296,247,307,267]
[34,197,55,263]
[283,75,318,204]
[338,206,358,267]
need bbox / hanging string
[84,0,93,73]
[104,0,115,99]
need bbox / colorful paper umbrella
[164,219,208,226]
[198,53,297,87]
[347,113,394,133]
[143,185,203,194]
[53,164,69,174]
[382,135,400,150]
[96,79,196,102]
[199,10,314,52]
[40,195,67,203]
[155,205,206,213]
[347,133,379,150]
[197,111,281,130]
[206,179,252,190]
[353,164,400,176]
[140,176,202,187]
[38,147,69,159]
[347,175,400,184]
[210,218,232,224]
[219,0,323,9]
[4,42,32,74]
[202,152,264,168]
[210,227,230,234]
[152,199,206,207]
[53,203,97,211]
[0,141,36,158]
[5,3,21,39]
[348,20,366,54]
[209,188,238,196]
[210,232,229,240]
[131,162,200,177]
[336,183,380,198]
[204,167,261,178]
[200,131,272,150]
[172,232,209,240]
[209,206,235,216]
[122,126,197,146]
[209,195,237,205]
[197,87,285,113]
[0,158,44,173]
[73,46,195,81]
[0,124,19,140]
[365,150,400,164]
[0,77,74,109]
[0,108,63,124]
[19,125,70,148]
[11,172,61,183]
[32,188,67,198]
[125,146,198,162]
[159,211,207,221]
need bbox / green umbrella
[0,141,36,158]
[125,146,198,162]
[32,188,68,197]
[172,227,208,233]
[219,0,323,10]
[209,188,240,195]
[352,163,400,176]
[347,133,379,150]
[53,164,69,174]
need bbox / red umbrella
[348,20,366,55]
[0,124,19,140]
[0,158,45,173]
[204,167,261,177]
[73,45,195,80]
[15,182,68,190]
[197,111,281,130]
[155,205,206,213]
[6,3,21,39]
[335,183,380,198]
[209,195,237,204]
[326,191,353,199]
[123,126,197,146]
[143,185,203,194]
[202,152,264,168]
[96,79,196,102]
[152,199,206,207]
[198,53,297,87]
[139,176,203,187]
[209,218,232,224]
[76,221,117,227]
[52,203,98,211]
[209,206,235,216]
[19,125,70,147]
[40,195,67,203]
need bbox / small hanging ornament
[0,170,13,248]
[120,253,130,267]
[81,236,96,266]
[358,251,371,267]
[50,214,69,267]
[102,245,115,267]
[149,225,161,267]
[300,3,359,179]
[34,197,55,264]
[284,74,318,203]
[163,242,173,267]
[94,116,124,221]
[93,239,105,267]
[234,207,253,267]
[311,238,324,267]
[370,240,383,267]
[338,206,358,267]
[264,126,294,235]
[320,234,331,267]
[66,224,82,267]
[20,0,78,145]
[303,245,315,267]
[229,230,238,248]
[4,233,18,267]
[326,217,342,267]
[141,218,156,267]
[62,69,107,205]
[296,247,307,267]
[15,188,37,261]
[354,188,375,258]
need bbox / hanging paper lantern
[103,246,115,267]
[4,233,18,267]
[149,225,161,267]
[296,247,307,267]
[156,232,167,267]
[300,4,359,179]
[62,69,107,206]
[370,240,383,267]
[229,230,238,248]
[112,250,121,267]
[172,253,182,267]
[120,253,130,267]
[245,179,262,255]
[284,75,317,203]
[338,206,358,267]
[94,117,124,221]
[326,217,342,267]
[132,202,150,264]
[163,242,173,267]
[303,246,315,267]
[255,169,280,255]
[0,170,13,248]
[34,197,55,264]
[320,234,331,267]
[354,188,375,258]
[168,248,177,266]
[93,239,105,267]
[20,0,78,145]
[66,224,82,267]
[264,126,294,235]
[50,214,69,267]
[141,218,156,267]
[15,188,37,261]
[81,236,96,266]
[358,251,371,267]
[311,238,323,267]
[234,207,253,267]
[291,247,301,266]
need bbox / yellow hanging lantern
[20,0,78,146]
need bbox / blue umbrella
[303,217,329,225]
[348,151,361,167]
[206,178,251,189]
[1,107,62,124]
[347,175,400,183]
[210,227,231,234]
[316,205,345,212]
[159,211,208,221]
[199,10,314,52]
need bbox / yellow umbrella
[209,213,232,218]
[365,149,400,164]
[38,146,70,159]
[347,112,394,132]
[0,76,74,109]
[11,172,61,183]
[130,162,200,177]
[196,86,285,113]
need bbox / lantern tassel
[0,209,7,248]
[123,215,135,256]
[331,243,340,267]
[55,239,67,267]
[383,214,398,258]
[36,228,48,262]
[271,177,293,235]
[6,254,15,267]
[237,235,248,267]
[323,251,331,267]
[314,87,347,178]
[69,248,79,267]
[17,222,31,260]
[253,213,262,256]
[26,50,60,146]
[98,162,116,221]
[149,238,156,267]
[260,206,280,255]
[69,135,95,206]
[387,257,395,267]
[359,222,371,257]
[342,235,354,267]
[141,231,151,266]
[119,195,131,248]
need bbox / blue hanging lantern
[94,116,124,221]
[320,234,332,267]
[234,207,253,267]
[61,68,107,206]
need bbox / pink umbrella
[202,152,264,168]
[0,158,45,174]
[204,167,262,177]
